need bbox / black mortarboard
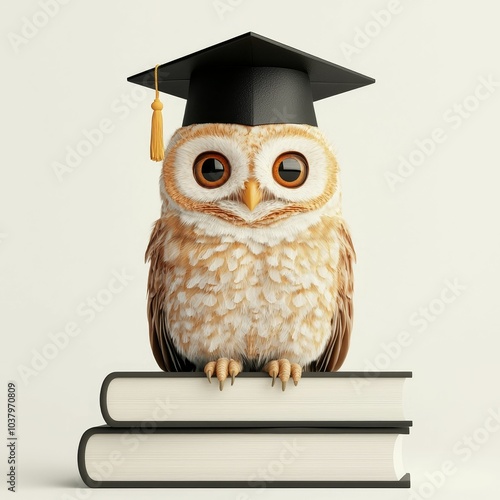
[127,32,374,160]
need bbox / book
[78,426,410,488]
[100,371,412,427]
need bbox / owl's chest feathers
[161,214,341,362]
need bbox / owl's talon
[264,359,302,390]
[215,357,229,391]
[278,359,291,389]
[263,360,279,387]
[291,363,302,386]
[204,361,216,383]
[204,358,241,388]
[228,359,242,386]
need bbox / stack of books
[78,371,411,488]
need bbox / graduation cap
[127,32,375,161]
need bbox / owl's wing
[310,219,355,372]
[146,219,196,372]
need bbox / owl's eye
[193,152,231,188]
[272,152,308,188]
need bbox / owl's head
[160,123,340,236]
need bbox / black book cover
[100,371,413,428]
[78,425,411,488]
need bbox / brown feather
[146,218,195,372]
[310,219,355,372]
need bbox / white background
[1,0,499,499]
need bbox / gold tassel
[150,64,164,161]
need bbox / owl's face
[161,123,339,231]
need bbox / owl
[146,122,355,390]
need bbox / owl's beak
[242,179,262,211]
